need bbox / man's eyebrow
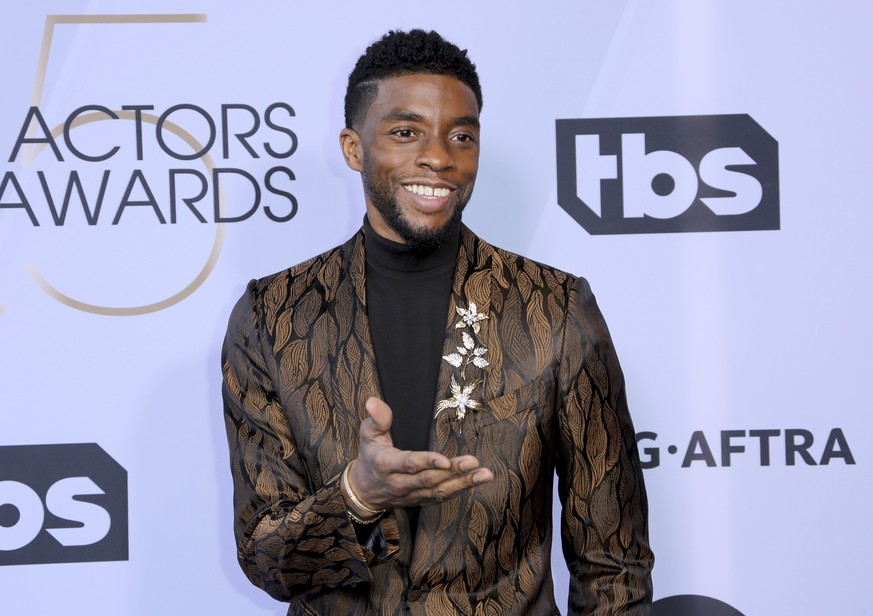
[380,111,480,129]
[453,115,480,129]
[381,111,425,123]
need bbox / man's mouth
[403,184,452,198]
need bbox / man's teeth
[404,184,450,198]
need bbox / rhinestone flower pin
[436,301,489,425]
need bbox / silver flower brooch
[435,302,489,425]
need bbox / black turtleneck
[363,216,459,454]
[363,215,459,544]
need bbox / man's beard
[362,159,472,254]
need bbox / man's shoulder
[467,227,580,295]
[249,231,362,299]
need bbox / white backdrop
[1,2,870,615]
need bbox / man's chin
[399,212,461,254]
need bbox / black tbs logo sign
[555,114,779,234]
[0,443,127,566]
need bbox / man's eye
[453,133,476,143]
[393,129,415,138]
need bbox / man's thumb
[364,397,393,437]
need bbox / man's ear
[339,128,363,172]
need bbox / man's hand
[344,397,493,513]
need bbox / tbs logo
[555,114,779,234]
[0,443,128,566]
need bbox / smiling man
[343,72,479,252]
[222,29,653,615]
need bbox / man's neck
[362,215,461,273]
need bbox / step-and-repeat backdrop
[1,2,870,614]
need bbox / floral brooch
[435,302,489,425]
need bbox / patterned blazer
[222,225,653,615]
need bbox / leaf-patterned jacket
[222,225,654,615]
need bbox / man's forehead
[369,73,479,119]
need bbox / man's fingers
[354,449,492,507]
[413,466,494,503]
[373,449,451,476]
[359,397,398,448]
[471,467,494,485]
[364,397,393,433]
[450,455,483,473]
[354,410,493,508]
[386,463,494,502]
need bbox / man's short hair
[344,29,483,129]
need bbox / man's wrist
[341,460,387,522]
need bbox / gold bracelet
[347,508,384,525]
[342,460,386,518]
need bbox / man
[222,29,653,615]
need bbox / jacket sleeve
[221,280,373,602]
[557,277,654,615]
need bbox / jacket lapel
[328,230,417,564]
[329,230,383,426]
[410,226,497,579]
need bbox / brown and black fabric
[222,225,654,615]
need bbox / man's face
[340,73,480,251]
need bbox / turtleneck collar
[363,215,461,273]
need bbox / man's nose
[415,136,454,171]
